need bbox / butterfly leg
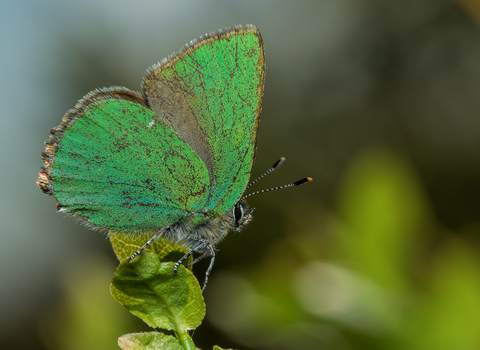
[203,242,215,292]
[187,254,207,267]
[173,243,205,274]
[173,240,215,292]
[127,226,170,263]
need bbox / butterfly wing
[38,88,210,233]
[142,25,265,219]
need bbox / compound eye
[234,205,244,225]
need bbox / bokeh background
[2,0,480,349]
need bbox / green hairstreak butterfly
[38,24,311,290]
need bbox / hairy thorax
[163,201,252,250]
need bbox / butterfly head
[233,201,255,231]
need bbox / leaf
[110,232,190,264]
[110,252,205,331]
[118,332,182,350]
[213,346,235,350]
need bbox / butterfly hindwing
[142,25,265,218]
[40,88,210,233]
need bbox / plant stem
[175,329,196,350]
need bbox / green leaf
[110,252,205,331]
[118,332,183,350]
[213,346,234,350]
[110,232,190,263]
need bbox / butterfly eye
[234,205,244,225]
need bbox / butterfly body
[160,200,251,251]
[38,25,265,268]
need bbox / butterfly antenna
[240,177,312,202]
[245,157,286,191]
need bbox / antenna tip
[272,157,286,169]
[293,177,313,186]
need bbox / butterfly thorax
[163,201,252,251]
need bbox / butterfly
[37,24,311,290]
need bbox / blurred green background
[2,0,480,349]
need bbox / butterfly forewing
[143,25,265,218]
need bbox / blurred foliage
[38,257,143,350]
[205,150,480,349]
[457,0,480,23]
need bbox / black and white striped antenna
[240,157,312,202]
[245,157,285,191]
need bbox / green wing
[38,88,210,233]
[142,25,265,218]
